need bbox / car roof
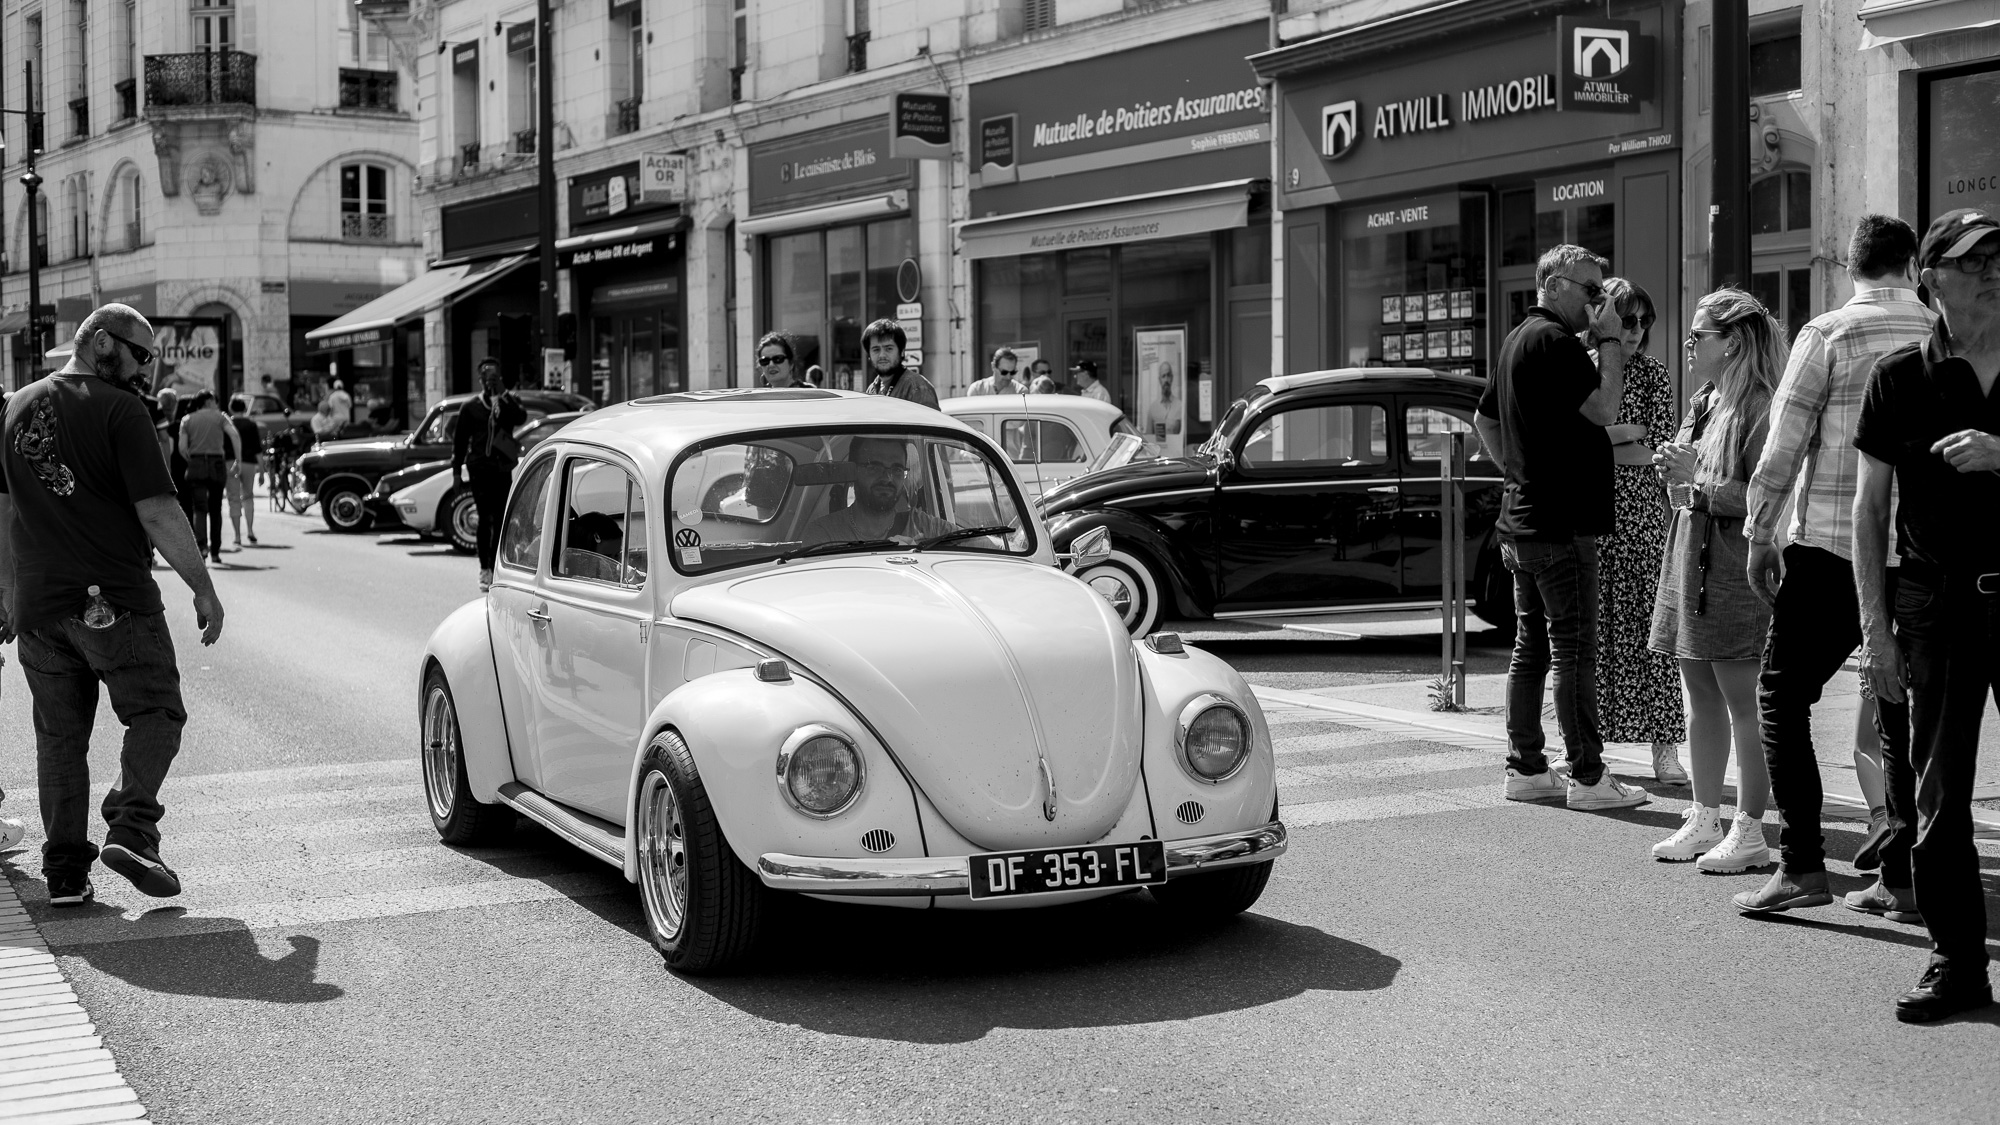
[433,389,590,409]
[1258,367,1484,395]
[939,394,1126,422]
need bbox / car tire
[444,489,479,554]
[634,730,768,976]
[1471,550,1516,643]
[1075,548,1166,638]
[419,667,514,847]
[320,481,374,532]
[1149,860,1274,918]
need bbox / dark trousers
[18,612,187,878]
[1758,544,1913,881]
[1893,562,1995,973]
[468,460,511,569]
[1501,535,1607,786]
[185,478,224,559]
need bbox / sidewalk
[1248,673,2000,836]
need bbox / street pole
[534,0,559,392]
[1709,0,1751,291]
[20,61,42,379]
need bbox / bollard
[1437,431,1469,709]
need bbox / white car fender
[621,667,927,883]
[1134,643,1278,835]
[421,599,519,804]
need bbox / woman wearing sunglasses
[1593,279,1689,790]
[755,332,799,388]
[1648,288,1785,871]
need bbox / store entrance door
[590,305,681,405]
[1063,312,1110,407]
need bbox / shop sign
[639,152,687,202]
[569,162,677,229]
[748,119,910,215]
[968,22,1268,213]
[442,188,537,259]
[592,277,680,306]
[891,93,951,161]
[1926,67,2000,221]
[1535,170,1611,211]
[452,41,477,70]
[289,280,385,318]
[1557,18,1648,113]
[1338,192,1460,239]
[563,232,679,269]
[506,22,534,54]
[98,280,156,317]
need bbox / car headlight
[776,724,864,818]
[1176,694,1252,782]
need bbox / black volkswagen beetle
[1043,368,1513,637]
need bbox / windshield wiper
[913,525,1017,551]
[773,538,899,563]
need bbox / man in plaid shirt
[1732,216,1934,916]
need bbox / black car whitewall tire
[635,730,768,975]
[320,478,375,532]
[420,667,513,846]
[1076,549,1165,638]
[444,489,479,553]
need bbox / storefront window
[1339,193,1488,378]
[770,232,826,371]
[1925,64,2000,222]
[762,217,912,388]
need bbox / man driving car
[802,436,954,545]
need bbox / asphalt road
[0,504,1994,1125]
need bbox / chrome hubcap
[329,493,363,526]
[1085,571,1137,625]
[637,772,688,942]
[452,497,479,544]
[421,685,458,822]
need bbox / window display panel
[1118,237,1210,444]
[976,254,1060,376]
[1340,192,1487,378]
[770,232,825,371]
[827,226,864,379]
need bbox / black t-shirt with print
[0,373,176,629]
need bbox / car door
[1398,399,1499,601]
[1212,397,1402,612]
[1028,415,1091,496]
[527,452,652,822]
[486,453,559,792]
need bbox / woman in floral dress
[1596,279,1688,784]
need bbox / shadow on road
[61,922,344,1004]
[690,892,1399,1044]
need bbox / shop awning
[555,216,686,268]
[1858,0,2000,47]
[0,309,27,335]
[738,189,909,237]
[303,254,529,353]
[956,180,1255,261]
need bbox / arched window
[120,167,143,250]
[340,162,390,242]
[1749,168,1813,343]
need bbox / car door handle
[1368,485,1400,493]
[526,606,551,625]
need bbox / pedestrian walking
[969,348,1026,396]
[225,396,262,548]
[452,357,527,591]
[1474,243,1648,811]
[0,303,225,908]
[1852,207,2000,1023]
[1647,288,1784,871]
[755,332,800,388]
[1731,216,1933,917]
[177,392,242,566]
[861,319,938,408]
[1594,278,1688,784]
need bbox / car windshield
[1199,388,1272,458]
[667,428,1034,574]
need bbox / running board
[497,783,625,868]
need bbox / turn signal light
[755,658,791,682]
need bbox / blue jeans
[18,612,186,878]
[1501,535,1606,786]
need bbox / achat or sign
[640,152,687,202]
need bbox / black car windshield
[1199,387,1272,458]
[667,429,1034,574]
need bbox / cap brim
[1940,224,2000,259]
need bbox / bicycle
[266,429,316,514]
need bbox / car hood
[673,557,1143,850]
[305,436,408,462]
[1039,455,1210,513]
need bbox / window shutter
[1024,0,1056,32]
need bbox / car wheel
[419,667,513,846]
[1075,548,1165,638]
[320,482,374,532]
[634,730,768,976]
[1471,550,1516,643]
[445,489,479,554]
[1149,861,1274,919]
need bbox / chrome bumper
[756,820,1288,897]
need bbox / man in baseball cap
[1919,207,2000,269]
[1070,360,1111,404]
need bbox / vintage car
[419,388,1287,974]
[295,389,593,532]
[1043,368,1511,638]
[371,411,589,550]
[938,394,1143,500]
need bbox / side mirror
[1060,525,1112,571]
[1210,447,1235,479]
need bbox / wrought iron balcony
[730,65,745,103]
[613,97,640,136]
[459,142,481,174]
[339,68,398,112]
[115,78,137,121]
[342,213,392,242]
[69,97,88,140]
[145,51,256,110]
[511,128,536,156]
[847,32,869,74]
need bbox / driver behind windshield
[802,436,954,545]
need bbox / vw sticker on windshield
[676,527,702,567]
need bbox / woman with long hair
[755,331,799,388]
[1595,279,1689,785]
[1648,288,1786,872]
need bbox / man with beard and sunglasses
[0,304,225,909]
[802,436,953,545]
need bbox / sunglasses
[1620,313,1654,331]
[1945,251,2000,274]
[106,331,154,367]
[1682,327,1725,348]
[1554,274,1605,302]
[756,354,790,367]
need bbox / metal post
[1448,432,1468,708]
[534,0,559,392]
[1710,0,1751,291]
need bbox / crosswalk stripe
[1283,784,1502,827]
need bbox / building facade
[0,0,422,420]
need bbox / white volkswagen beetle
[419,388,1286,974]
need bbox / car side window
[416,406,460,446]
[1037,420,1085,463]
[555,457,644,587]
[999,418,1036,463]
[497,456,556,572]
[1238,403,1389,469]
[1405,405,1491,463]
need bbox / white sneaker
[1503,768,1566,803]
[0,815,21,851]
[1652,804,1724,861]
[1566,773,1650,811]
[1697,811,1774,872]
[1651,742,1690,786]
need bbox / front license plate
[968,840,1167,899]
